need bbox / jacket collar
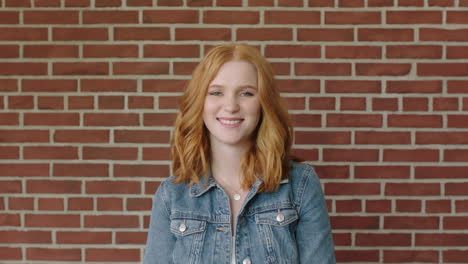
[189,170,289,197]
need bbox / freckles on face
[202,60,261,147]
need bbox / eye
[240,91,255,97]
[208,91,221,96]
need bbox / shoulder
[157,175,190,194]
[287,161,324,209]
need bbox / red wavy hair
[171,43,294,192]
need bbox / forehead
[210,60,257,86]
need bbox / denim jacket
[143,162,336,264]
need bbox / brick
[0,113,18,125]
[385,216,439,229]
[357,63,411,76]
[326,80,381,93]
[456,200,468,212]
[384,250,438,263]
[277,79,320,93]
[65,0,90,6]
[175,28,231,40]
[416,234,468,246]
[143,113,177,126]
[396,199,421,212]
[143,10,197,23]
[27,180,81,194]
[265,11,320,24]
[387,80,442,93]
[24,146,78,160]
[326,182,380,195]
[291,149,318,161]
[98,95,124,109]
[158,96,179,109]
[27,248,81,261]
[445,149,468,162]
[447,46,468,59]
[331,216,379,229]
[8,96,34,109]
[38,198,64,211]
[323,149,379,162]
[127,198,152,211]
[429,0,453,5]
[0,79,17,92]
[127,0,152,5]
[336,250,379,262]
[388,114,442,128]
[26,214,80,228]
[85,248,140,262]
[53,62,108,75]
[205,11,259,24]
[173,62,197,75]
[0,231,51,243]
[114,130,170,143]
[34,0,61,6]
[82,79,137,92]
[398,0,423,5]
[446,183,468,195]
[5,0,31,7]
[356,233,411,246]
[403,97,428,111]
[278,0,302,6]
[85,113,139,126]
[114,164,169,177]
[461,0,468,6]
[144,44,199,58]
[23,79,77,92]
[113,62,169,75]
[448,80,468,93]
[83,11,138,24]
[295,131,350,145]
[0,63,47,75]
[128,96,154,109]
[114,27,170,40]
[339,0,364,7]
[85,215,139,228]
[54,130,109,143]
[366,200,391,213]
[418,63,468,76]
[368,0,394,6]
[426,200,451,213]
[24,11,78,24]
[416,132,468,145]
[359,28,413,41]
[448,115,468,128]
[53,28,108,41]
[237,28,291,41]
[327,113,382,127]
[444,250,468,263]
[157,0,182,5]
[326,12,381,24]
[298,28,354,41]
[57,231,112,244]
[24,113,79,126]
[248,0,273,5]
[86,181,140,194]
[0,164,48,177]
[285,97,306,110]
[308,0,334,6]
[69,96,94,109]
[38,96,64,110]
[0,11,19,24]
[296,63,351,76]
[116,231,147,244]
[0,214,20,226]
[336,200,361,213]
[24,44,78,58]
[98,198,123,211]
[95,0,121,6]
[0,247,21,260]
[0,45,18,58]
[83,147,138,160]
[355,132,411,145]
[187,0,212,5]
[144,182,161,195]
[326,46,381,59]
[387,45,442,59]
[68,197,93,211]
[420,28,468,41]
[385,183,440,196]
[309,97,335,109]
[0,146,19,159]
[84,45,138,58]
[447,11,468,24]
[265,45,319,59]
[387,11,442,24]
[142,147,171,161]
[0,130,49,143]
[291,114,321,127]
[53,163,108,177]
[9,197,33,210]
[340,97,366,110]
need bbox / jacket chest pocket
[255,208,299,264]
[169,219,207,264]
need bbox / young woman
[143,44,336,264]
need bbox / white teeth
[219,119,241,125]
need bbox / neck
[210,141,251,187]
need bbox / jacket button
[276,211,285,223]
[179,222,187,232]
[242,257,251,264]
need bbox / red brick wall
[1,0,468,263]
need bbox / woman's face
[203,60,261,148]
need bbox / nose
[223,94,240,113]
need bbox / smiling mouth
[217,118,243,125]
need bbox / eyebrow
[208,84,257,90]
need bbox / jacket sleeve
[143,180,176,264]
[295,165,336,264]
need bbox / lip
[217,117,243,121]
[217,118,243,128]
